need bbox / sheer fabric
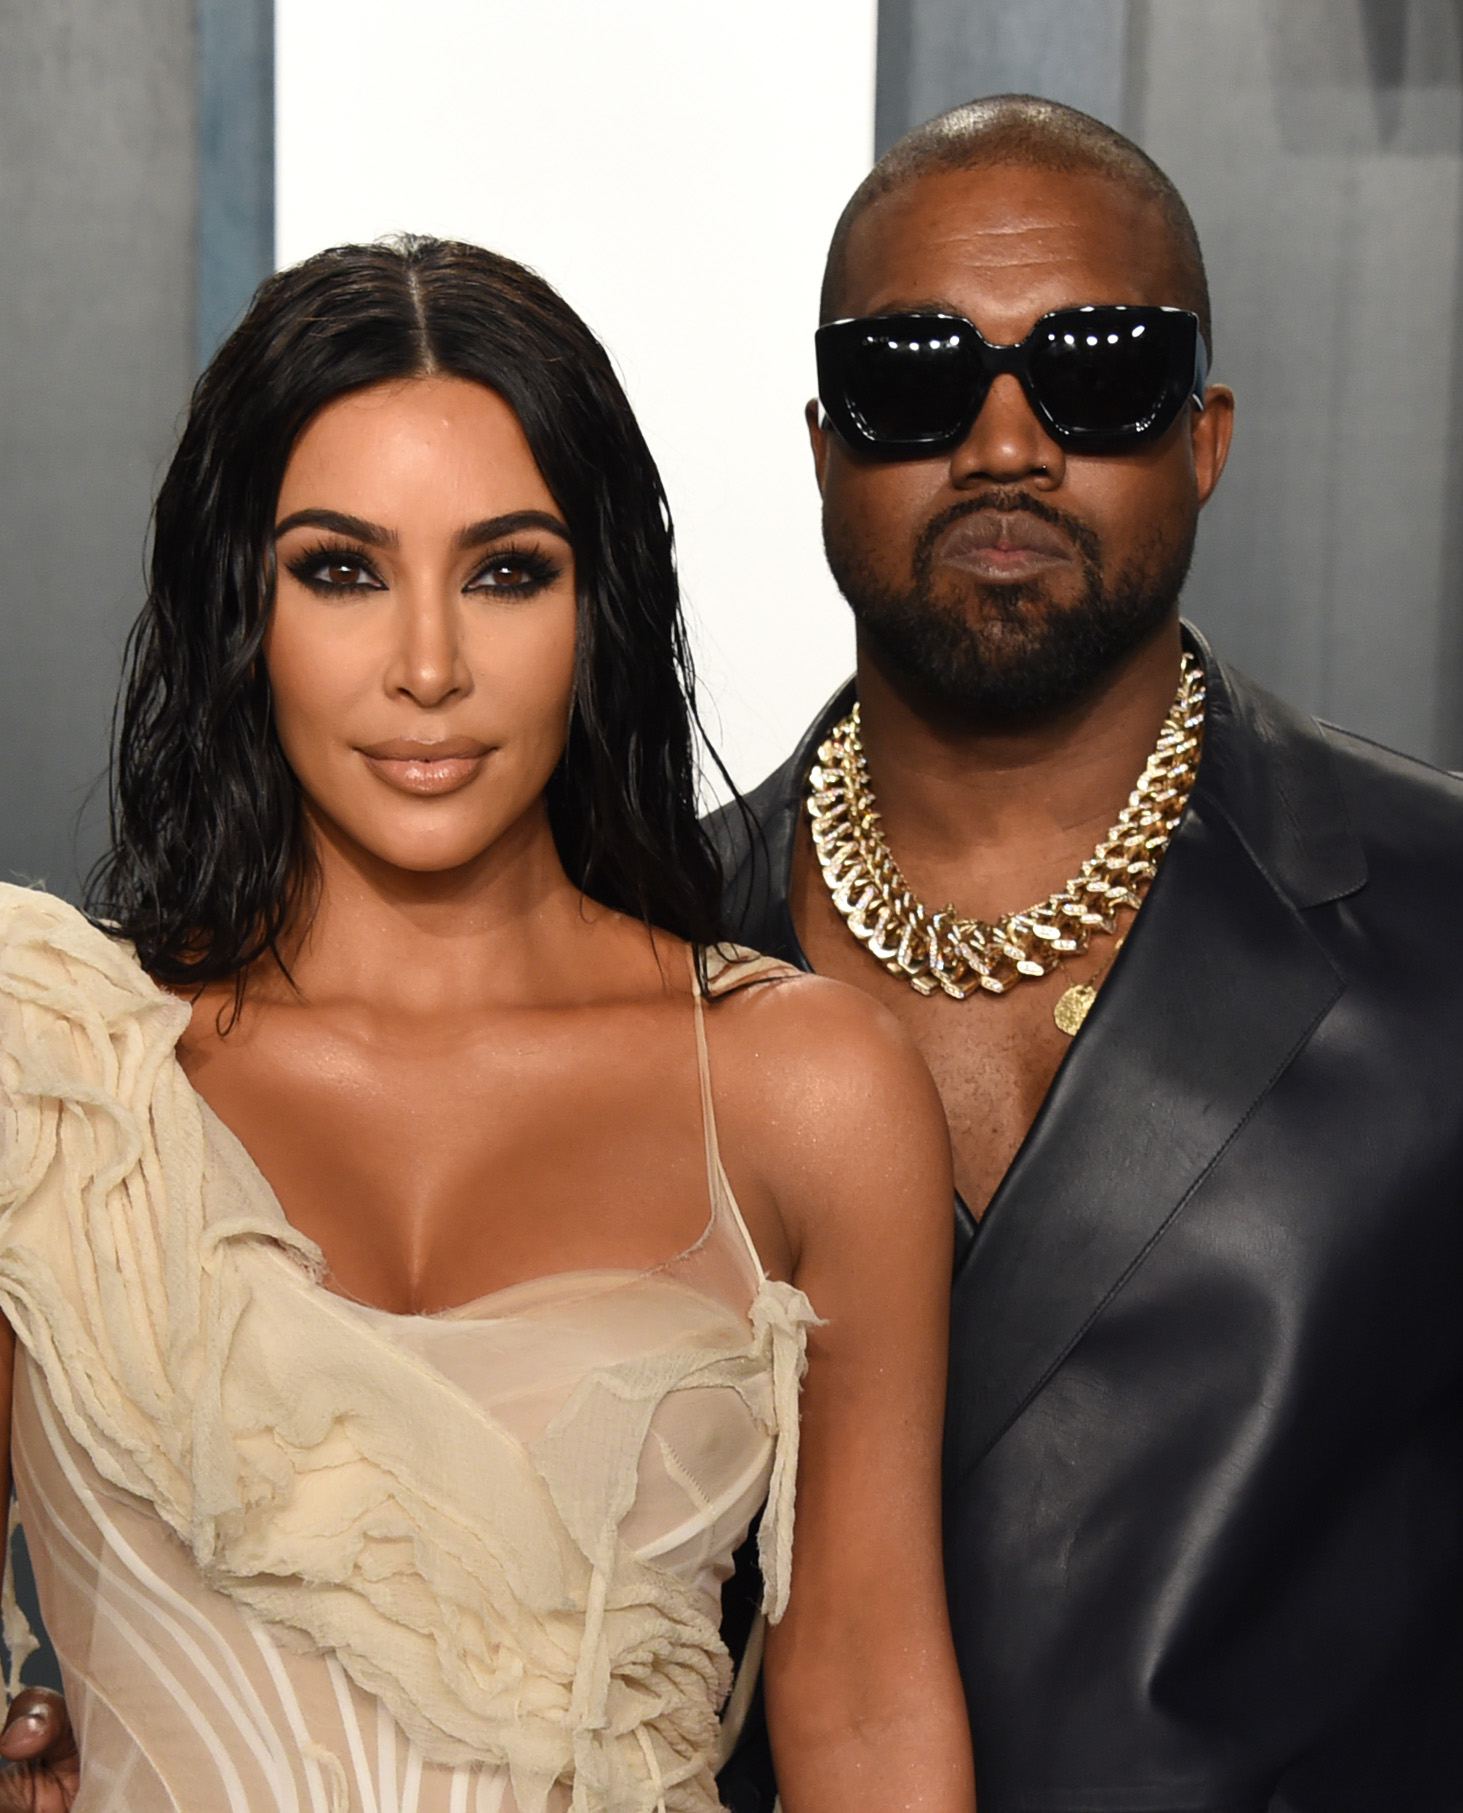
[0,886,817,1812]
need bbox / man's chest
[905,1002,1073,1215]
[791,846,1086,1215]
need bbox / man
[713,95,1463,1813]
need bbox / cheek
[1074,444,1197,563]
[261,603,379,777]
[467,594,579,749]
[827,458,939,575]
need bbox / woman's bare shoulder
[709,961,919,1076]
[706,963,950,1221]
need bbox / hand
[0,1690,78,1811]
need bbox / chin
[371,833,506,876]
[940,575,1077,628]
[315,807,505,878]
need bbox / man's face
[810,163,1234,722]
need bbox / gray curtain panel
[0,0,272,898]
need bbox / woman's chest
[178,1005,718,1315]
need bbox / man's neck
[851,615,1184,923]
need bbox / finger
[0,1708,55,1762]
[0,1690,70,1762]
[0,1765,65,1813]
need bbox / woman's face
[265,374,578,876]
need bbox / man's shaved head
[821,94,1211,356]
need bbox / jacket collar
[711,678,852,967]
[1184,623,1366,908]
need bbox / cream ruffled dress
[0,885,818,1813]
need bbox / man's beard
[826,489,1196,724]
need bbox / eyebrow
[845,298,963,320]
[271,507,571,549]
[454,510,571,549]
[273,508,397,545]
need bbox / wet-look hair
[88,236,726,985]
[822,94,1212,357]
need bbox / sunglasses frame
[816,303,1209,457]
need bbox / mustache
[913,489,1103,576]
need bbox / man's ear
[1193,382,1234,507]
[806,398,831,494]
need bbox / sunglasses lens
[820,308,1199,452]
[834,323,980,445]
[1028,313,1188,438]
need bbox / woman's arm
[0,1315,78,1812]
[716,978,975,1813]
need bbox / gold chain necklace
[807,652,1205,1014]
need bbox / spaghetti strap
[687,946,820,1628]
[690,947,767,1282]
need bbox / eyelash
[283,541,564,598]
[469,545,562,596]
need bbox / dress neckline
[185,942,775,1320]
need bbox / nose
[385,585,472,708]
[949,372,1064,490]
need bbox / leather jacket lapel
[945,644,1365,1479]
[946,798,1344,1476]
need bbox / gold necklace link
[807,652,1206,1001]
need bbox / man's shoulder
[703,761,783,852]
[705,683,853,866]
[703,755,805,960]
[1319,717,1463,825]
[702,760,796,874]
[1311,720,1463,907]
[1200,646,1463,906]
[703,683,855,955]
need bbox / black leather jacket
[707,631,1463,1813]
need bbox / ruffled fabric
[0,886,818,1813]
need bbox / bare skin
[792,165,1234,1215]
[0,375,973,1812]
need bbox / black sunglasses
[815,304,1208,456]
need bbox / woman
[0,238,972,1812]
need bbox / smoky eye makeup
[277,532,570,600]
[464,543,565,596]
[282,541,386,594]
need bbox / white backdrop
[276,0,876,793]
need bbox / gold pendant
[1053,982,1097,1037]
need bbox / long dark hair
[88,236,727,983]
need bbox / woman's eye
[312,559,377,589]
[467,549,560,594]
[284,549,384,592]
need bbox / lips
[358,738,491,796]
[935,509,1075,579]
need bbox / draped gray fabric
[0,0,194,898]
[0,0,273,898]
[876,0,1463,765]
[196,0,274,369]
